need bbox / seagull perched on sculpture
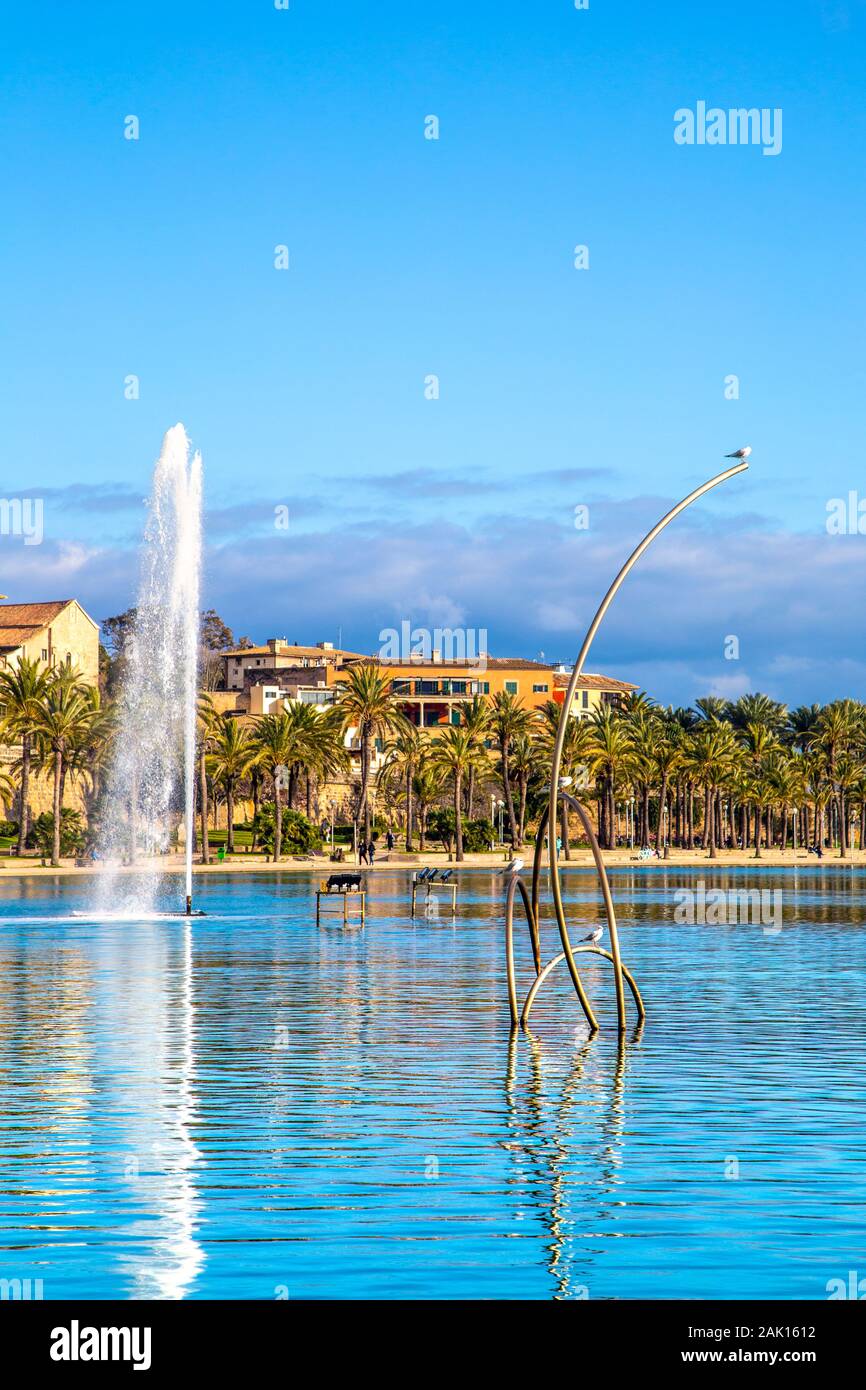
[724,445,752,461]
[580,926,604,945]
[501,857,525,876]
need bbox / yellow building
[351,655,556,729]
[0,600,99,685]
[552,668,638,719]
[0,599,100,825]
[221,638,363,692]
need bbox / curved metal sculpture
[506,460,749,1033]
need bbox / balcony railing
[390,679,488,697]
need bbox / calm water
[0,866,864,1300]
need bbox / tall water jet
[94,425,203,917]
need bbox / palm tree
[67,685,116,832]
[682,720,736,858]
[430,726,482,861]
[728,692,788,735]
[508,731,539,846]
[411,757,444,852]
[196,694,218,862]
[30,668,93,866]
[740,720,781,854]
[788,704,822,753]
[383,725,423,850]
[0,768,19,821]
[207,714,256,853]
[537,700,594,857]
[652,718,682,854]
[489,691,529,848]
[305,706,350,821]
[694,696,729,723]
[585,706,633,850]
[813,700,859,856]
[0,656,52,854]
[251,709,306,862]
[460,695,492,818]
[334,663,408,842]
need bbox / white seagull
[501,857,525,876]
[580,926,604,945]
[724,445,752,461]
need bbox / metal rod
[521,945,645,1028]
[545,461,748,1025]
[562,793,626,1033]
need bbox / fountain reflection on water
[93,424,202,919]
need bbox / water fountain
[93,424,203,919]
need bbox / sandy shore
[1,847,862,880]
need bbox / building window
[582,690,589,708]
[41,649,48,661]
[505,680,518,695]
[532,683,548,693]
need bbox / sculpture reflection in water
[505,460,749,1033]
[504,1024,643,1298]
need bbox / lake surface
[1,866,864,1300]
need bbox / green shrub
[0,819,19,839]
[462,817,496,852]
[27,810,85,858]
[251,802,322,854]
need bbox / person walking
[359,840,368,866]
[368,839,376,867]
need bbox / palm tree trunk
[454,772,463,861]
[359,728,372,842]
[838,791,847,857]
[560,798,571,860]
[227,784,235,852]
[17,734,30,855]
[250,773,260,853]
[705,785,716,858]
[199,749,210,862]
[468,766,476,820]
[655,774,669,854]
[500,742,518,847]
[405,764,413,850]
[51,748,63,867]
[518,775,527,845]
[274,776,283,862]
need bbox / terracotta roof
[342,656,552,671]
[553,671,638,692]
[0,600,70,626]
[222,643,361,659]
[0,600,78,652]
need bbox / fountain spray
[94,425,203,918]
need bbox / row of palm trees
[380,684,866,863]
[4,651,866,866]
[0,657,113,865]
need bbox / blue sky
[2,0,865,705]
